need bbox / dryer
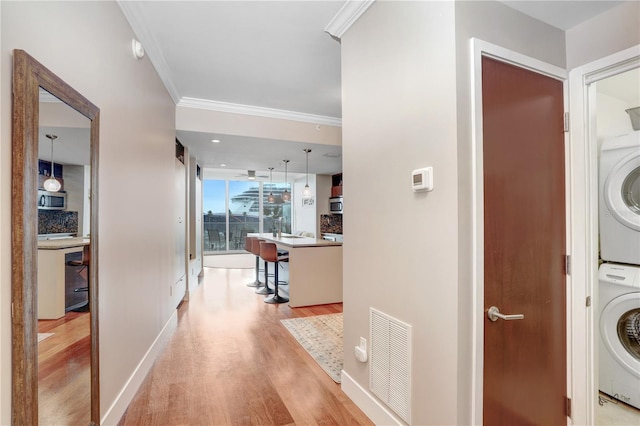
[599,131,640,265]
[599,263,640,409]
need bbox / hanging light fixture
[302,149,312,199]
[281,160,291,202]
[267,167,275,203]
[43,134,62,192]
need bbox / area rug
[281,313,343,383]
[203,253,254,269]
[38,333,54,343]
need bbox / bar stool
[65,244,90,312]
[245,236,261,287]
[252,238,274,295]
[260,242,289,304]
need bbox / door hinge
[586,296,591,307]
[565,255,571,275]
[566,396,572,418]
[563,112,570,132]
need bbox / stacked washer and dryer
[598,130,640,409]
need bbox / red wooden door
[482,56,567,425]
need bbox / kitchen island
[38,237,90,319]
[248,233,342,307]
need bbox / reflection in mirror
[37,88,92,425]
[12,50,100,426]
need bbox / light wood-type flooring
[38,311,91,425]
[118,266,373,425]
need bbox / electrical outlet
[359,337,367,351]
[355,337,368,363]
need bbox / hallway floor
[118,266,372,425]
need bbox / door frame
[469,39,570,425]
[568,45,640,425]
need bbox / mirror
[11,50,100,425]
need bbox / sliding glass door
[203,179,292,254]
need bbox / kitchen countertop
[37,237,90,250]
[248,233,342,248]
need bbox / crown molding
[324,0,376,41]
[178,97,342,127]
[117,1,181,104]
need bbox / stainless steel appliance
[322,233,343,242]
[37,189,67,210]
[329,196,343,214]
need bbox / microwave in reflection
[38,190,67,210]
[329,196,343,214]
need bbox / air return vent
[369,308,412,424]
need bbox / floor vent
[369,308,412,424]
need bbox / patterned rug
[281,313,343,383]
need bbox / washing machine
[599,263,640,409]
[599,131,640,265]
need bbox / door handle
[487,306,524,322]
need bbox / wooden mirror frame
[11,49,100,425]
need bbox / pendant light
[43,134,62,192]
[281,160,291,202]
[302,149,312,199]
[267,167,275,203]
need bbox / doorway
[470,39,570,424]
[481,56,567,424]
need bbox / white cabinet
[187,156,203,291]
[173,157,187,307]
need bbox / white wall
[1,2,176,424]
[454,2,566,424]
[63,164,88,235]
[342,1,567,424]
[566,1,640,70]
[596,91,637,143]
[341,2,460,424]
[293,174,317,235]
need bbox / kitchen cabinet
[248,233,343,307]
[331,173,342,197]
[38,159,64,190]
[173,156,187,308]
[188,157,203,289]
[37,238,89,319]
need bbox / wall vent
[369,308,412,424]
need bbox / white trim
[177,97,342,127]
[324,0,375,41]
[100,310,178,425]
[340,370,403,426]
[567,44,640,426]
[117,1,181,104]
[470,38,570,426]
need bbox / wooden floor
[118,266,373,425]
[38,311,91,425]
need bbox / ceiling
[116,1,630,177]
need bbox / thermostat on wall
[412,167,433,192]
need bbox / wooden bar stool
[260,242,289,304]
[252,238,274,295]
[244,236,261,287]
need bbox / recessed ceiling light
[220,163,226,167]
[211,139,221,143]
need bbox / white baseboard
[341,369,403,426]
[101,310,178,425]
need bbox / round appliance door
[604,151,640,231]
[600,292,640,378]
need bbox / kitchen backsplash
[38,210,78,235]
[320,214,342,234]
